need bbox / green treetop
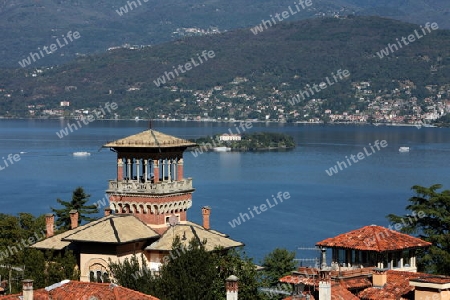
[387,184,450,275]
[51,187,99,231]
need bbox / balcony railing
[107,178,193,194]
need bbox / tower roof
[103,129,196,149]
[315,225,431,252]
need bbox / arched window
[88,261,109,283]
[89,271,95,282]
[96,271,102,283]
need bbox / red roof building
[277,224,446,300]
[0,280,159,300]
[316,225,431,272]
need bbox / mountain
[1,0,449,68]
[0,16,449,123]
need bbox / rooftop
[146,221,243,252]
[316,225,431,252]
[62,214,159,244]
[32,215,159,249]
[0,280,159,300]
[103,129,196,149]
[409,275,450,290]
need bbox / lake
[0,119,449,263]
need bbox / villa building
[31,129,243,282]
[219,133,241,141]
[278,225,450,300]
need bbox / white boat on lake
[73,151,91,156]
[213,147,231,152]
[399,147,410,152]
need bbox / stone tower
[103,129,196,233]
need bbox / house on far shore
[219,133,241,141]
[278,225,450,300]
[31,129,243,283]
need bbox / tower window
[166,214,180,225]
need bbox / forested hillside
[0,16,449,123]
[1,0,449,67]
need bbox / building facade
[32,129,243,282]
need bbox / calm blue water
[0,119,449,263]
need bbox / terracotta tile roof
[316,225,431,252]
[333,283,360,300]
[339,277,372,289]
[386,270,428,284]
[358,287,398,300]
[280,267,440,300]
[279,275,318,286]
[281,284,358,300]
[280,275,372,291]
[385,270,429,295]
[0,280,159,300]
[103,130,196,149]
[410,275,450,284]
[358,270,429,300]
[146,221,243,251]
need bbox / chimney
[226,275,238,300]
[45,213,54,238]
[104,208,112,217]
[320,247,327,269]
[69,210,79,229]
[202,206,211,230]
[318,270,331,300]
[22,279,33,300]
[372,268,387,287]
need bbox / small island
[190,132,296,152]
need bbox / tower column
[167,159,172,182]
[143,160,148,182]
[136,159,140,180]
[117,158,124,181]
[153,160,159,183]
[127,159,131,181]
[177,158,183,181]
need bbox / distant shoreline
[0,117,445,127]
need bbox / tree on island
[51,187,99,231]
[387,184,450,275]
